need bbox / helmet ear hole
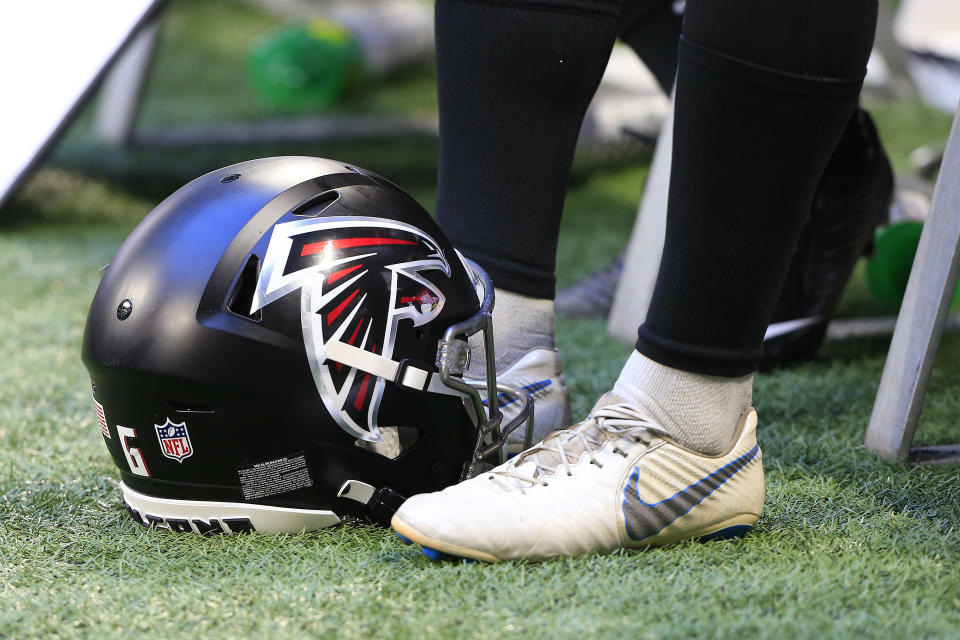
[227,255,262,321]
[168,400,215,415]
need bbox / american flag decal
[94,397,110,439]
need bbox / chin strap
[324,340,433,391]
[337,480,407,526]
[324,336,472,395]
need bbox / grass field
[3,1,960,638]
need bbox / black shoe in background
[760,108,894,369]
[557,108,894,370]
[555,253,625,317]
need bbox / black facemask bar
[435,259,534,479]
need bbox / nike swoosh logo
[763,316,823,341]
[622,444,760,541]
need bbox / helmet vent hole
[227,255,262,321]
[168,401,215,414]
[291,190,339,217]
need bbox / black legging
[618,0,682,93]
[434,0,878,376]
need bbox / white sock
[612,351,753,455]
[466,288,555,377]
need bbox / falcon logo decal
[251,214,451,442]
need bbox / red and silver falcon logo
[251,214,450,443]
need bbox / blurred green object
[866,220,960,308]
[249,20,364,110]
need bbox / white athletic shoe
[464,347,572,451]
[392,394,764,562]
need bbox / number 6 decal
[117,425,151,477]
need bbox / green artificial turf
[3,0,960,637]
[4,161,960,639]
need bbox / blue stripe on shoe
[480,379,553,408]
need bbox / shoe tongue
[523,428,597,477]
[513,393,625,477]
[589,391,621,413]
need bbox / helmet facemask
[435,258,534,478]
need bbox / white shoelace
[487,400,669,493]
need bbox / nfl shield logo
[155,419,193,462]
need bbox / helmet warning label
[237,453,313,501]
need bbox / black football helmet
[82,156,530,534]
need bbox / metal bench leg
[607,89,675,341]
[865,101,960,464]
[94,14,162,146]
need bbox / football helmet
[82,156,530,534]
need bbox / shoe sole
[393,513,758,563]
[393,516,501,562]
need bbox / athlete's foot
[392,393,764,562]
[464,347,572,453]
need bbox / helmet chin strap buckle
[337,479,406,526]
[393,358,433,391]
[367,486,407,526]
